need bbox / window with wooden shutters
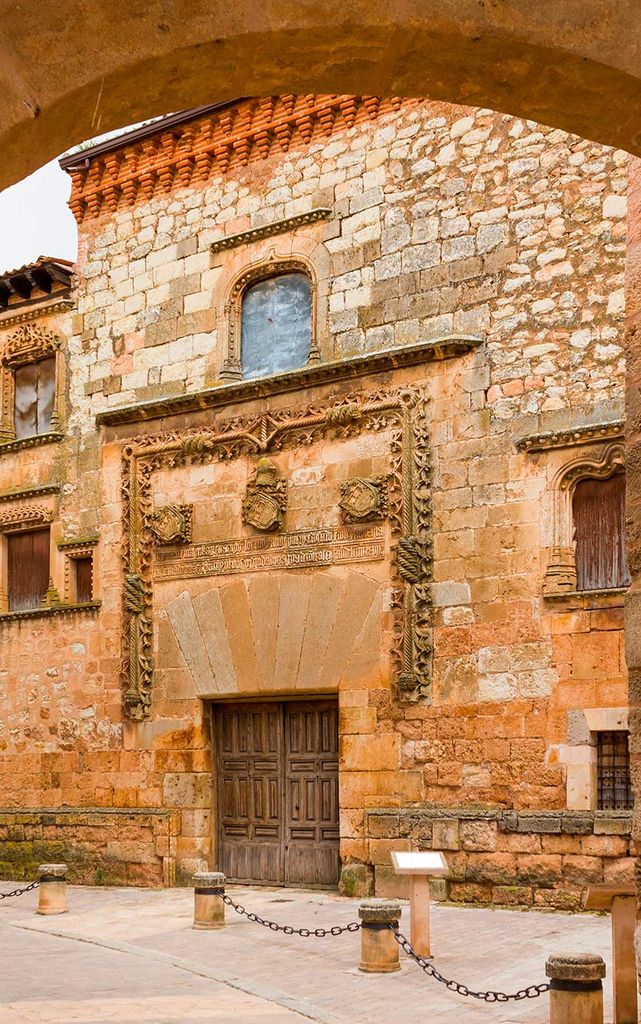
[240,272,312,380]
[573,473,630,591]
[7,528,50,611]
[74,556,93,604]
[13,357,56,439]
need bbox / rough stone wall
[0,98,632,898]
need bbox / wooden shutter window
[7,529,50,611]
[14,357,55,439]
[74,556,93,604]
[573,473,630,591]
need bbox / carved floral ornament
[120,385,433,720]
[2,323,61,369]
[0,504,53,531]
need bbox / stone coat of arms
[242,458,287,531]
[151,504,193,545]
[339,476,388,523]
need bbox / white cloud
[0,159,77,273]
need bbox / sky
[0,159,78,273]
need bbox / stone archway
[2,1,641,189]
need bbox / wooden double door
[214,700,339,887]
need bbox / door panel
[215,699,339,887]
[217,703,283,884]
[284,701,339,887]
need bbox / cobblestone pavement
[0,882,615,1023]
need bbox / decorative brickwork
[64,96,409,223]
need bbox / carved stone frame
[544,442,626,595]
[219,249,327,381]
[120,386,433,720]
[0,504,53,612]
[0,323,65,443]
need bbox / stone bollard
[358,900,401,973]
[193,871,226,930]
[546,952,605,1024]
[37,863,68,915]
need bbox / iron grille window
[597,730,633,810]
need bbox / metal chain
[390,927,550,1002]
[221,893,361,937]
[0,880,39,900]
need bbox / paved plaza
[0,882,615,1023]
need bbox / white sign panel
[391,851,448,876]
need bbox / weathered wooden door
[217,702,283,883]
[215,699,339,887]
[284,701,340,886]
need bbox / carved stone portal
[242,458,287,531]
[151,504,193,545]
[339,476,387,523]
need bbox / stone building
[0,95,633,907]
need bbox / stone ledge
[516,420,624,452]
[210,208,332,253]
[367,806,632,836]
[0,601,101,624]
[96,335,483,427]
[0,432,64,456]
[0,483,60,504]
[544,587,627,609]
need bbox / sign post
[391,850,448,958]
[584,884,637,1024]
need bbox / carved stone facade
[0,96,632,904]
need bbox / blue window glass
[241,272,311,380]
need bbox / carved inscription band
[154,524,385,580]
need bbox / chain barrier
[390,926,550,1003]
[0,880,39,901]
[220,892,361,937]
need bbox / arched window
[573,472,630,590]
[240,272,312,380]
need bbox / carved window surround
[520,431,626,598]
[0,323,65,445]
[0,504,54,613]
[120,385,434,721]
[57,537,99,603]
[210,209,333,254]
[220,252,323,380]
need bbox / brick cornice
[64,95,412,224]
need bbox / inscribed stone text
[153,524,385,580]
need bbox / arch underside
[2,2,641,188]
